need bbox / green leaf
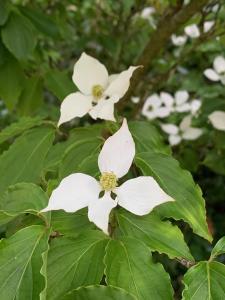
[2,11,37,60]
[62,285,136,300]
[203,150,225,175]
[46,230,108,300]
[0,183,49,226]
[116,209,194,261]
[19,6,59,38]
[129,121,170,155]
[18,76,43,116]
[0,0,11,25]
[59,138,102,179]
[182,261,225,299]
[135,152,211,241]
[0,116,43,145]
[211,237,225,259]
[105,237,173,300]
[45,69,75,100]
[45,124,103,174]
[0,225,49,300]
[0,54,25,109]
[0,126,55,194]
[51,209,94,237]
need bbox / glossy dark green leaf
[117,209,194,260]
[211,236,225,259]
[51,208,94,237]
[105,237,173,300]
[0,126,55,194]
[45,69,75,100]
[59,138,102,179]
[0,116,43,145]
[45,124,103,174]
[182,261,225,299]
[0,225,49,300]
[46,231,108,300]
[62,285,136,300]
[0,183,49,226]
[129,121,170,155]
[135,152,211,241]
[2,12,37,60]
[20,6,59,38]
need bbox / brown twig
[118,0,211,111]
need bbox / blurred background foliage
[0,0,225,297]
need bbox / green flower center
[100,172,118,191]
[92,84,104,100]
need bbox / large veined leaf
[0,116,43,145]
[0,55,25,109]
[210,236,225,259]
[182,261,225,299]
[44,124,103,173]
[46,230,108,300]
[0,225,49,300]
[2,11,37,60]
[44,69,75,100]
[105,237,174,300]
[62,285,136,300]
[51,209,94,237]
[129,121,170,155]
[59,138,102,179]
[135,152,211,241]
[19,6,59,38]
[0,126,55,194]
[0,183,49,226]
[116,209,194,261]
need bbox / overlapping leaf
[105,237,174,300]
[135,152,211,241]
[46,230,108,300]
[0,126,55,194]
[116,209,193,260]
[62,285,136,300]
[182,261,225,299]
[0,225,49,300]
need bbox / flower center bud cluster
[92,84,104,100]
[100,172,117,191]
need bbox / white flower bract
[204,56,225,85]
[208,111,225,131]
[58,53,139,125]
[161,115,203,146]
[142,91,201,120]
[41,119,173,234]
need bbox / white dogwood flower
[161,115,203,146]
[141,7,155,19]
[204,56,225,85]
[203,21,215,33]
[142,91,201,120]
[41,119,173,234]
[171,34,187,46]
[58,53,139,125]
[184,24,200,38]
[208,111,225,131]
[161,91,194,113]
[142,94,171,120]
[131,96,140,104]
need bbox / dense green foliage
[0,0,225,299]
